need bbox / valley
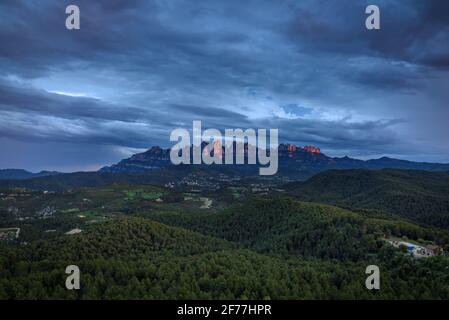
[1,167,449,299]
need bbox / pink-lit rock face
[303,146,321,154]
[287,144,299,152]
[203,140,223,159]
[213,140,223,159]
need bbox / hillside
[0,171,181,191]
[285,169,449,228]
[143,197,449,259]
[0,169,59,180]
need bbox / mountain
[99,146,172,173]
[285,169,449,229]
[99,143,449,178]
[0,169,59,180]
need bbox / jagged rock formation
[99,143,449,176]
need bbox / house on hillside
[386,239,436,258]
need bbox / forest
[1,194,449,299]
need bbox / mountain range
[99,143,449,177]
[1,143,449,190]
[0,169,59,180]
[0,144,449,180]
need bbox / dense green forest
[143,198,449,259]
[1,217,448,299]
[1,197,449,299]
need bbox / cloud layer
[1,0,448,171]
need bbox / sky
[0,0,448,172]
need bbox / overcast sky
[1,0,448,172]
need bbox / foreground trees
[1,211,448,300]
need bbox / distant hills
[0,169,59,180]
[0,171,180,192]
[285,169,449,229]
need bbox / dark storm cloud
[1,0,448,82]
[0,0,257,89]
[286,0,449,69]
[0,0,448,170]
